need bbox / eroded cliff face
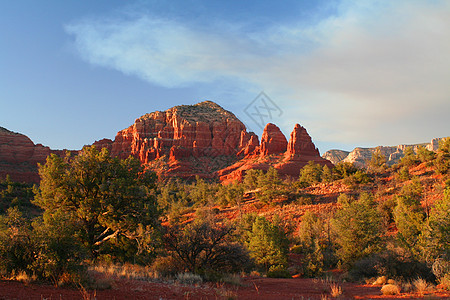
[218,123,332,183]
[1,101,333,183]
[92,103,332,182]
[322,137,448,168]
[93,101,260,179]
[0,127,52,183]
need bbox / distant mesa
[322,137,446,168]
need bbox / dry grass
[413,277,430,294]
[175,272,203,285]
[330,283,343,298]
[13,271,36,284]
[91,263,160,281]
[381,284,401,295]
[438,274,450,291]
[372,275,387,286]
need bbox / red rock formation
[219,123,333,183]
[0,102,333,184]
[95,101,258,179]
[0,127,51,183]
[286,124,320,158]
[275,124,333,177]
[259,123,287,156]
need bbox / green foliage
[216,183,244,207]
[255,168,285,203]
[332,192,384,266]
[34,146,159,260]
[400,147,419,167]
[163,218,250,277]
[31,211,86,283]
[396,166,411,181]
[420,188,450,263]
[434,138,450,175]
[0,207,36,276]
[416,146,435,163]
[243,169,264,191]
[246,216,289,273]
[299,161,323,186]
[321,165,333,183]
[393,180,425,257]
[0,178,37,216]
[333,162,358,180]
[367,148,387,173]
[296,211,334,277]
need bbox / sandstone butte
[93,101,333,183]
[0,101,332,183]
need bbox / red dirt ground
[1,277,449,300]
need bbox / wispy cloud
[65,1,450,149]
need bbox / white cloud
[66,1,450,148]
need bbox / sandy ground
[1,276,449,300]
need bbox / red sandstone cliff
[93,101,260,179]
[0,127,60,183]
[1,101,332,183]
[218,123,332,183]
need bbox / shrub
[151,256,182,277]
[0,207,36,277]
[373,276,387,285]
[176,272,203,285]
[299,161,323,186]
[438,273,450,290]
[267,264,291,278]
[349,251,433,282]
[246,216,289,273]
[332,193,384,267]
[164,218,251,276]
[381,284,401,295]
[413,277,429,294]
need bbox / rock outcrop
[322,150,350,165]
[0,127,52,183]
[218,123,333,182]
[322,137,448,168]
[94,101,259,179]
[259,123,287,156]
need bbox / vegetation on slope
[0,138,449,293]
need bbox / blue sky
[1,1,449,153]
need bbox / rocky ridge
[92,101,332,182]
[322,137,447,168]
[0,127,72,183]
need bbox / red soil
[1,277,449,300]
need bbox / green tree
[420,188,450,262]
[393,181,425,257]
[332,193,384,266]
[367,148,387,173]
[434,138,450,175]
[34,146,159,259]
[0,207,36,276]
[256,168,284,203]
[163,218,250,276]
[333,162,358,180]
[299,161,323,186]
[243,169,264,190]
[400,147,419,167]
[416,146,435,163]
[321,165,333,183]
[296,211,332,276]
[246,216,289,273]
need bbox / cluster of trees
[0,138,449,287]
